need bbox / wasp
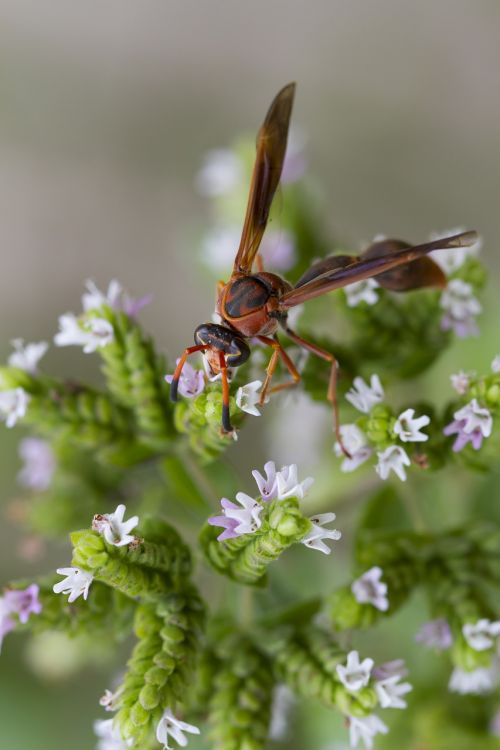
[169,82,477,443]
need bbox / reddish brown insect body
[170,83,478,439]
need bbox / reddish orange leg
[169,344,208,401]
[284,327,350,457]
[255,253,265,273]
[218,351,233,433]
[257,335,301,405]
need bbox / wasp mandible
[169,83,477,443]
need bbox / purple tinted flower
[18,438,56,491]
[443,420,485,451]
[415,618,453,650]
[207,499,241,541]
[165,360,205,399]
[4,584,42,624]
[252,461,278,501]
[121,293,153,319]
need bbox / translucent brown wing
[280,231,478,308]
[360,238,446,291]
[232,82,296,275]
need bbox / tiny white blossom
[53,567,93,603]
[336,650,374,692]
[301,513,341,555]
[450,370,472,395]
[492,356,500,374]
[92,504,139,547]
[453,399,492,438]
[430,227,482,274]
[0,388,30,428]
[348,714,389,749]
[346,375,384,414]
[449,664,499,695]
[82,279,123,313]
[195,149,243,197]
[463,619,500,652]
[99,687,123,712]
[276,463,314,499]
[440,279,481,321]
[165,361,205,399]
[415,618,453,650]
[345,278,379,307]
[54,313,114,353]
[375,445,411,482]
[374,662,412,709]
[236,380,267,416]
[268,684,295,740]
[156,708,200,750]
[8,339,48,374]
[393,408,430,443]
[252,461,278,501]
[352,567,389,612]
[334,424,373,472]
[94,718,133,750]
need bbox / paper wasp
[169,82,477,443]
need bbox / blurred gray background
[0,1,499,748]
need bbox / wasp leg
[255,253,265,273]
[257,335,301,405]
[283,327,351,458]
[169,344,209,402]
[218,351,233,433]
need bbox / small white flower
[268,684,295,740]
[334,424,373,472]
[345,278,379,307]
[430,227,482,274]
[393,408,430,443]
[415,618,453,650]
[54,313,114,353]
[276,463,314,499]
[375,445,411,482]
[0,388,30,428]
[18,437,56,491]
[83,318,115,352]
[82,279,123,313]
[94,718,133,750]
[352,567,389,612]
[53,567,93,603]
[92,504,139,547]
[156,708,200,750]
[492,356,500,374]
[346,375,384,414]
[8,339,48,374]
[252,460,278,501]
[336,650,374,692]
[374,662,412,709]
[99,687,123,712]
[195,149,243,197]
[224,492,263,535]
[301,513,341,555]
[463,619,500,652]
[450,370,472,395]
[440,279,481,321]
[449,664,499,695]
[348,714,389,749]
[453,399,492,438]
[236,380,267,416]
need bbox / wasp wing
[280,231,478,308]
[232,82,296,275]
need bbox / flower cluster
[335,374,430,481]
[336,651,412,749]
[207,461,340,555]
[0,584,42,651]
